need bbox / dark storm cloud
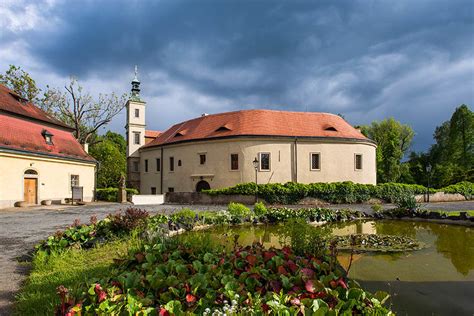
[2,0,473,151]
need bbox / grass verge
[14,237,140,316]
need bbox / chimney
[201,113,209,117]
[83,143,89,153]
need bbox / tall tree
[360,118,414,183]
[427,104,474,187]
[0,65,41,102]
[42,78,127,145]
[89,132,127,188]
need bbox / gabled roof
[142,109,371,148]
[0,114,95,162]
[0,84,72,130]
[0,84,95,163]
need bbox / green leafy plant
[56,242,392,315]
[96,188,139,202]
[227,202,252,223]
[205,181,456,204]
[253,201,267,217]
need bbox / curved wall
[139,137,376,194]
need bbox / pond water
[182,220,474,315]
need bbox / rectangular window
[230,153,239,170]
[151,187,157,195]
[133,132,140,145]
[310,153,321,170]
[168,187,175,192]
[135,108,139,118]
[156,158,161,172]
[144,159,148,172]
[259,152,271,171]
[199,154,206,165]
[355,154,363,170]
[70,175,79,187]
[169,157,174,171]
[133,161,139,172]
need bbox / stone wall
[415,192,466,203]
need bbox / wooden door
[24,178,37,204]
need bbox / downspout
[94,161,99,201]
[294,137,298,183]
[160,147,164,194]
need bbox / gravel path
[0,200,472,315]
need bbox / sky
[1,0,473,152]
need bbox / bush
[441,181,474,200]
[253,201,267,216]
[108,207,149,234]
[206,181,472,204]
[96,188,139,202]
[227,202,252,223]
[394,193,419,212]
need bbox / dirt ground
[0,200,472,315]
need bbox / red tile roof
[0,114,95,162]
[0,84,73,130]
[0,85,95,162]
[143,110,371,148]
[145,130,161,138]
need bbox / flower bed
[57,241,392,315]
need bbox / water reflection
[181,220,474,280]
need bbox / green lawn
[14,238,139,316]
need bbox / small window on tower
[135,109,140,118]
[199,154,206,165]
[133,132,140,145]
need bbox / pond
[181,220,474,315]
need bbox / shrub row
[96,187,139,202]
[205,181,473,204]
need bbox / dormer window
[324,126,337,132]
[215,125,231,132]
[42,129,54,145]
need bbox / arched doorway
[196,180,210,192]
[24,169,38,204]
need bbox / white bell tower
[125,66,146,190]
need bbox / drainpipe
[294,137,298,183]
[160,147,164,194]
[94,161,99,201]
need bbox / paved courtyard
[0,200,473,315]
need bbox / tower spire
[130,65,141,101]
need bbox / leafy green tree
[360,118,414,183]
[0,64,41,102]
[89,132,126,188]
[404,104,473,187]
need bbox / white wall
[0,152,96,208]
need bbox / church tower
[125,66,146,190]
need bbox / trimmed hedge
[205,181,473,204]
[96,187,139,202]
